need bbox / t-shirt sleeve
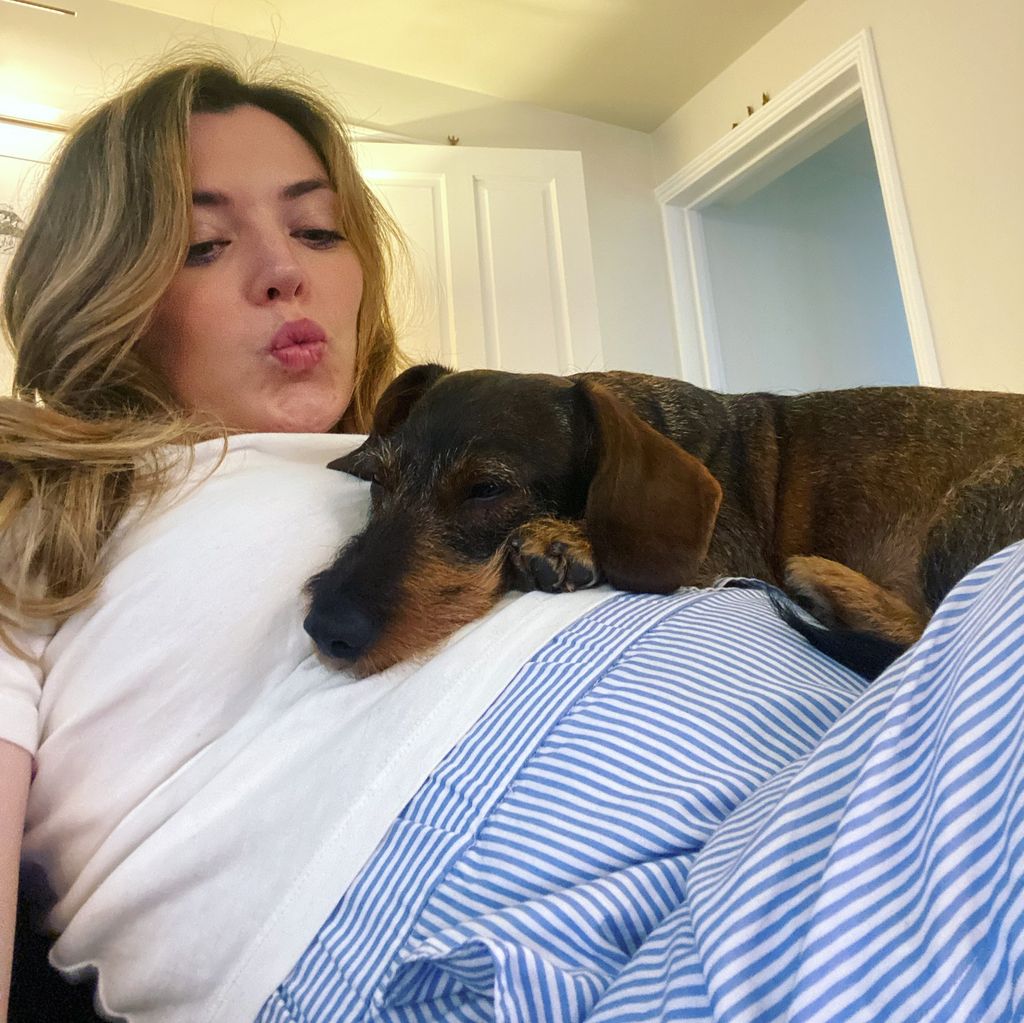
[0,628,46,754]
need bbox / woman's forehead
[188,106,330,197]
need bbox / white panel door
[355,142,604,375]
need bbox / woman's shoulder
[194,431,366,469]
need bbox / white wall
[1,0,679,376]
[703,120,918,393]
[653,0,1024,393]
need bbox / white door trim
[656,29,941,389]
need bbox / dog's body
[304,365,1024,675]
[587,372,1024,638]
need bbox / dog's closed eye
[463,480,509,504]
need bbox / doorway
[658,30,940,393]
[700,116,917,393]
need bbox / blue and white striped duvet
[258,542,1024,1022]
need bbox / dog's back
[580,373,1024,578]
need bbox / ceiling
[108,0,807,132]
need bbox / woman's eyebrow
[280,177,334,201]
[191,178,334,207]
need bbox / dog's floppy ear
[578,380,722,593]
[328,363,453,476]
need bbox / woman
[4,50,1024,1023]
[0,53,408,1017]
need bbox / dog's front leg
[504,517,602,594]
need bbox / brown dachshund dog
[304,364,1024,676]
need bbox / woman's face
[140,104,362,433]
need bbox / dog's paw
[505,517,601,593]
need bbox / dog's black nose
[304,603,378,660]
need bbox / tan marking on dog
[354,548,505,676]
[785,555,929,646]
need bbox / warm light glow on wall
[0,79,69,131]
[0,115,65,162]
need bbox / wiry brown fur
[303,365,1024,672]
[784,555,928,645]
[353,546,504,676]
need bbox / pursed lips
[269,317,327,370]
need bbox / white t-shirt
[4,433,611,1022]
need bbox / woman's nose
[249,239,304,304]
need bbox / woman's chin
[238,386,353,434]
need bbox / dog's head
[304,365,721,674]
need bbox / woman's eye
[184,230,343,266]
[184,240,227,267]
[465,480,508,503]
[295,228,345,249]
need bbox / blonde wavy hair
[0,53,406,639]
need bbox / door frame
[656,29,940,390]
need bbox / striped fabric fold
[688,542,1024,1023]
[258,542,1024,1022]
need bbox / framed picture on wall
[0,116,65,388]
